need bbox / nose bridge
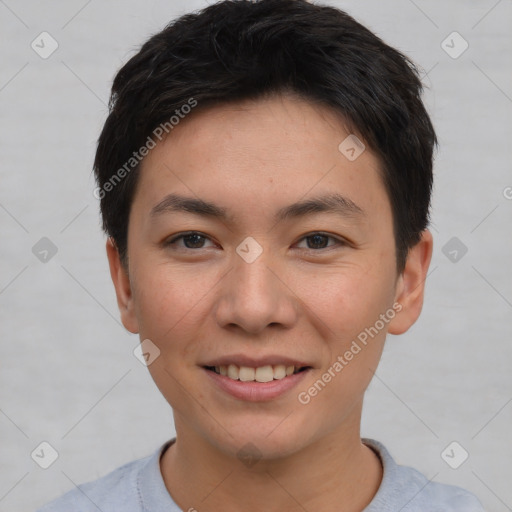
[215,244,297,334]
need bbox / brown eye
[295,232,344,251]
[165,232,215,249]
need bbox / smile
[204,364,310,382]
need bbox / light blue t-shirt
[36,438,484,511]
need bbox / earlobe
[388,229,433,335]
[105,238,139,334]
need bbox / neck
[160,410,382,512]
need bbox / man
[38,0,484,510]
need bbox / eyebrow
[149,192,365,223]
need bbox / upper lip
[201,354,311,368]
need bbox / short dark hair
[94,0,437,274]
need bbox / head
[96,0,435,460]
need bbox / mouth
[203,364,311,382]
[202,362,313,401]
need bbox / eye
[164,231,216,250]
[294,232,345,251]
[163,231,346,252]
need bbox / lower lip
[203,368,311,401]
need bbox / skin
[106,94,433,512]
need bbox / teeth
[239,366,255,381]
[255,366,274,383]
[273,365,286,379]
[227,364,239,380]
[211,364,305,381]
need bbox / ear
[388,229,433,335]
[105,238,139,334]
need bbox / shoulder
[363,439,485,512]
[35,451,153,512]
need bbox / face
[107,94,432,460]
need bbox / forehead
[132,95,391,227]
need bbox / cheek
[298,271,392,415]
[301,266,394,398]
[329,269,395,381]
[132,263,213,354]
[296,264,394,340]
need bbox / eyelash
[164,231,346,252]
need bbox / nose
[214,250,299,335]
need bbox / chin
[200,414,317,462]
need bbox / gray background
[0,0,511,510]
